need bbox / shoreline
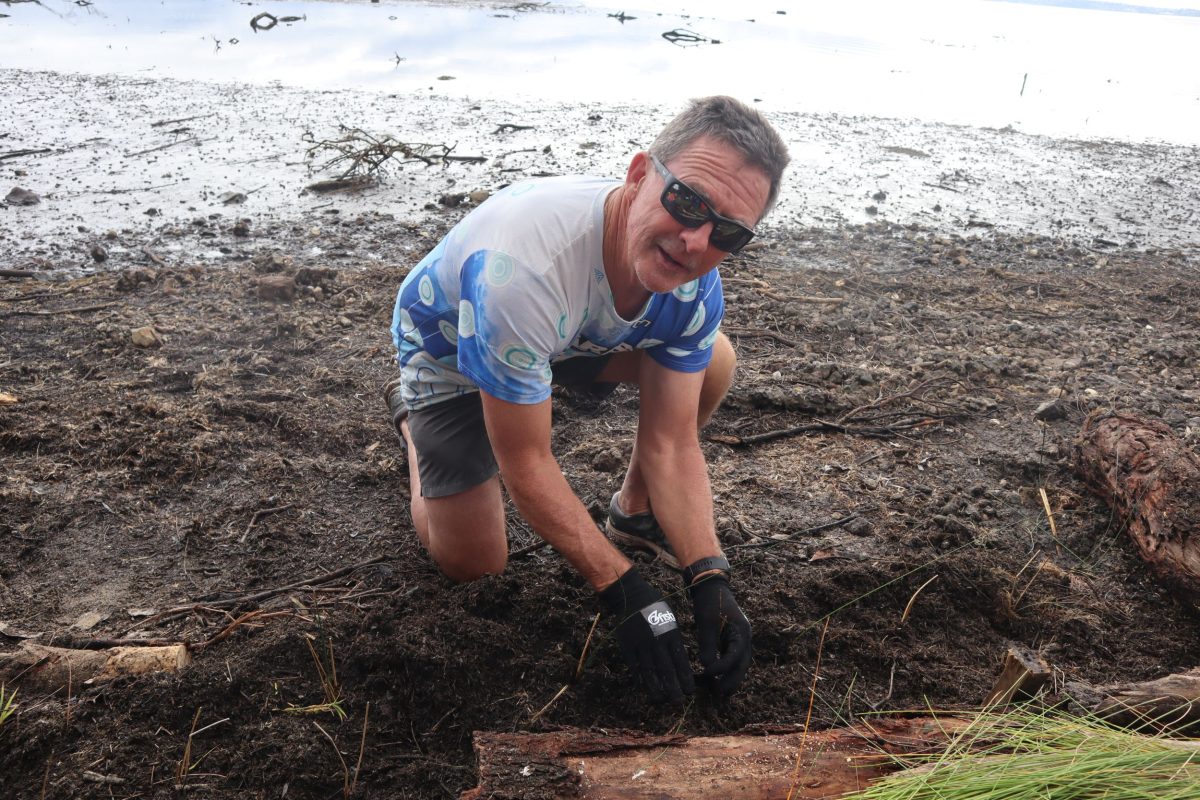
[2,68,1196,280]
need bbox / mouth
[656,244,688,273]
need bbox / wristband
[681,556,731,587]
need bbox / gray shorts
[405,355,614,498]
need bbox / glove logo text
[646,609,676,628]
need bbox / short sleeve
[645,275,725,373]
[457,249,565,404]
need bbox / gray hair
[649,96,790,214]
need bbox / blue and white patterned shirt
[391,175,724,410]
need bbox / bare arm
[634,357,723,567]
[479,391,631,591]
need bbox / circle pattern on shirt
[487,253,516,287]
[438,320,458,345]
[502,344,539,370]
[418,274,436,305]
[459,300,476,338]
[683,303,706,337]
[673,280,699,302]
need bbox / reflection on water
[1,0,1198,144]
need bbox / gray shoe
[605,492,680,570]
[382,377,408,443]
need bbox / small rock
[219,191,247,205]
[590,447,624,473]
[865,205,878,216]
[439,192,467,208]
[144,207,160,217]
[253,252,293,274]
[1034,398,1067,421]
[468,189,491,205]
[5,186,40,206]
[844,517,873,536]
[130,326,164,348]
[871,190,887,202]
[90,244,109,263]
[232,219,251,237]
[257,274,296,302]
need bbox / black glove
[686,564,752,696]
[598,567,695,703]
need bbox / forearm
[639,438,722,567]
[502,453,631,591]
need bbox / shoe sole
[605,521,681,570]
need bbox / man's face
[624,136,771,295]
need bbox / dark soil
[2,209,1200,798]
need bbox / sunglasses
[650,154,756,253]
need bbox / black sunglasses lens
[664,182,709,226]
[711,224,753,252]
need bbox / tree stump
[462,717,963,800]
[1071,410,1200,600]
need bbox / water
[2,0,1199,145]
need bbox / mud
[3,61,1200,800]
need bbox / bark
[1063,667,1200,731]
[1072,410,1200,600]
[462,717,963,800]
[0,641,191,692]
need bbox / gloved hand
[598,567,695,703]
[687,566,752,696]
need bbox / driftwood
[0,641,190,692]
[986,645,1200,731]
[1072,410,1200,600]
[1063,668,1200,730]
[462,717,962,800]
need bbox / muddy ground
[3,69,1200,800]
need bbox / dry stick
[736,515,860,549]
[3,302,118,317]
[0,269,37,278]
[150,113,216,128]
[900,575,940,624]
[142,246,168,268]
[240,503,295,543]
[195,609,296,652]
[0,148,53,161]
[787,617,831,800]
[351,702,370,796]
[314,721,351,797]
[709,417,944,447]
[723,326,800,348]
[121,555,391,634]
[510,539,551,558]
[125,136,215,158]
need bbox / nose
[679,221,713,255]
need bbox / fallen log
[1063,667,1200,730]
[461,717,963,800]
[1071,410,1200,600]
[0,641,190,692]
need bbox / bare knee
[434,550,508,583]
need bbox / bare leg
[401,419,508,582]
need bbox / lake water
[2,0,1198,145]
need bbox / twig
[0,269,37,279]
[351,702,370,796]
[708,416,949,447]
[723,327,800,348]
[0,148,52,161]
[142,246,167,267]
[120,555,391,635]
[313,721,351,797]
[2,302,118,317]
[195,609,296,652]
[493,124,535,134]
[900,575,939,624]
[736,515,860,549]
[510,539,550,558]
[125,136,216,158]
[240,502,295,543]
[150,113,216,128]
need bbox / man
[386,96,789,702]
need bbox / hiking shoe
[382,376,408,444]
[605,491,680,570]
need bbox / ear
[625,151,650,188]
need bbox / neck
[602,185,650,319]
